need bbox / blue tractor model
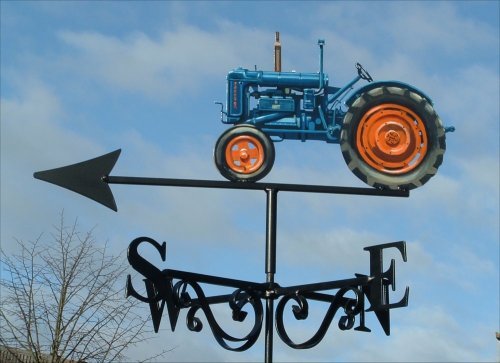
[214,33,452,190]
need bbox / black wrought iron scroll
[125,236,409,359]
[34,149,410,363]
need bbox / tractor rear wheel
[214,125,275,182]
[340,86,446,190]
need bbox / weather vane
[34,33,453,362]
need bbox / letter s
[126,236,166,302]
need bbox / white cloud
[345,305,489,361]
[55,23,274,100]
[316,1,498,60]
[0,77,106,251]
[278,227,384,274]
[0,78,101,166]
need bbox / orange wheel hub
[225,135,265,174]
[356,103,428,174]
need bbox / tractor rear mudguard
[345,81,433,107]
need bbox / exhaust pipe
[318,39,325,89]
[274,32,281,72]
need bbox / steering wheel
[356,63,373,82]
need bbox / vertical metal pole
[265,188,278,279]
[265,298,274,363]
[265,188,278,363]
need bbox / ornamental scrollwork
[275,287,364,349]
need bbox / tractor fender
[345,80,433,107]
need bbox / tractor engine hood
[227,68,329,89]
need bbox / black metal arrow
[34,149,121,211]
[34,149,409,211]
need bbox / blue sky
[1,1,499,362]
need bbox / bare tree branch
[1,212,170,362]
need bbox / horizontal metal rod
[185,290,357,308]
[275,275,372,296]
[302,291,354,305]
[165,269,264,290]
[261,128,326,135]
[105,176,409,197]
[189,293,243,307]
[163,270,372,303]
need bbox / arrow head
[34,149,121,211]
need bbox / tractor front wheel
[340,86,446,190]
[214,125,275,182]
